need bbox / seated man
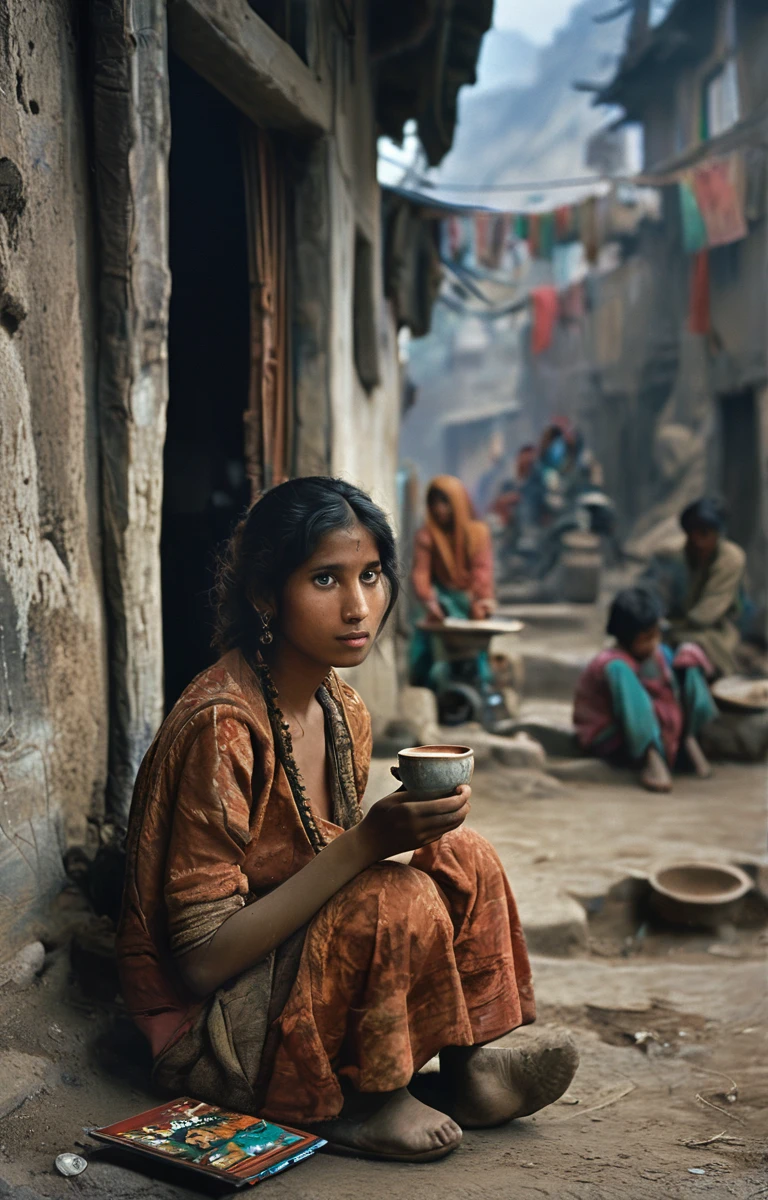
[573,586,717,792]
[644,498,746,677]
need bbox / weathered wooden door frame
[91,0,171,825]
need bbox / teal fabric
[603,658,665,761]
[602,657,716,764]
[409,583,493,690]
[679,181,708,253]
[680,661,718,736]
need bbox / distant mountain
[433,0,628,202]
[472,28,539,95]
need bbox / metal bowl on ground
[416,617,523,658]
[712,675,768,714]
[648,861,753,927]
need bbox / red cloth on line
[475,213,491,264]
[531,286,559,354]
[554,205,572,239]
[692,158,747,248]
[689,251,710,334]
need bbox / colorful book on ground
[89,1097,326,1187]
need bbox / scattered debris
[55,1152,88,1177]
[695,1093,745,1125]
[688,1167,706,1175]
[683,1132,746,1149]
[560,1083,636,1120]
[693,1068,739,1103]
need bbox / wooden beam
[92,0,171,822]
[168,0,332,137]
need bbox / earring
[260,611,274,646]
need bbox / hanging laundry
[579,196,600,264]
[515,213,529,241]
[553,241,585,288]
[528,213,540,257]
[474,212,492,265]
[689,250,710,335]
[488,214,509,268]
[554,205,573,240]
[531,286,559,354]
[539,212,556,260]
[678,175,707,253]
[692,156,747,248]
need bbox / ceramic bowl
[648,860,752,927]
[397,744,474,801]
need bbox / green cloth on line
[679,181,708,253]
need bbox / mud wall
[0,0,108,949]
[294,0,401,732]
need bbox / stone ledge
[0,1051,57,1121]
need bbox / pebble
[688,1168,706,1175]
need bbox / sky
[492,0,580,45]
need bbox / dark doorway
[162,53,251,710]
[718,389,760,569]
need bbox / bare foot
[684,734,713,779]
[308,1087,462,1162]
[640,746,672,793]
[441,1030,579,1129]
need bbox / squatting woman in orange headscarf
[409,475,496,688]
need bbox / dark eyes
[312,569,381,588]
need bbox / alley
[2,0,768,1197]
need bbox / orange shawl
[425,475,491,593]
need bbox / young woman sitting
[573,585,717,793]
[118,476,577,1164]
[409,474,496,691]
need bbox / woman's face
[274,522,390,670]
[629,623,661,661]
[428,489,454,531]
[687,525,719,565]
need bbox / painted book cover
[89,1097,326,1187]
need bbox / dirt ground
[1,747,766,1200]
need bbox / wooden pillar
[91,0,171,824]
[291,138,333,477]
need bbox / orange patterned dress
[117,650,535,1123]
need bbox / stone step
[518,647,590,701]
[0,1050,57,1121]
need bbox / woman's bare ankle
[640,746,672,792]
[684,734,713,778]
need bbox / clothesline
[378,154,617,194]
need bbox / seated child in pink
[573,586,717,792]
